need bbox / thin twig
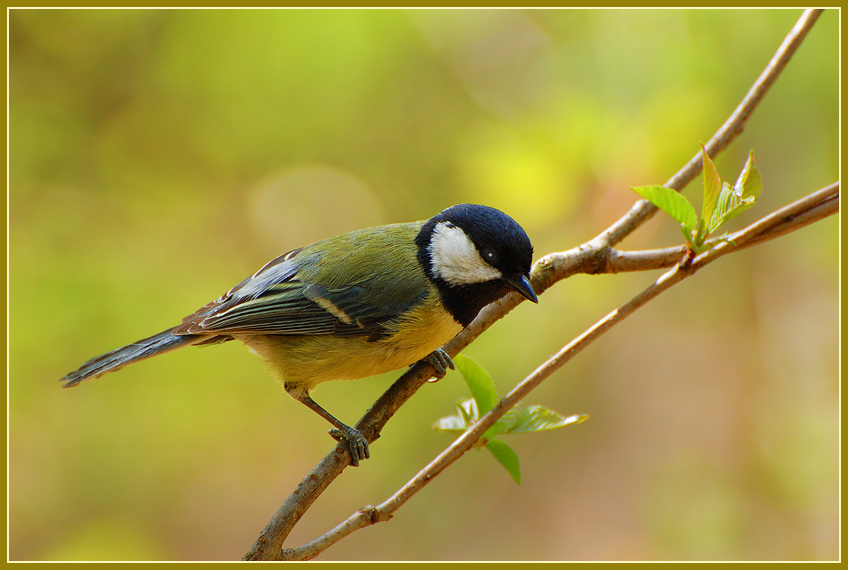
[598,8,823,247]
[242,9,825,561]
[281,182,838,560]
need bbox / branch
[242,9,826,561]
[281,181,838,560]
[598,8,823,247]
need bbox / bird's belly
[238,309,463,395]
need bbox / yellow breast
[238,292,463,397]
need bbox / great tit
[61,203,537,464]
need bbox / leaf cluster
[632,147,762,254]
[432,355,587,484]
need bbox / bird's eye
[482,248,499,265]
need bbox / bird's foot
[423,348,455,382]
[328,425,370,467]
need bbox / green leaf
[485,439,521,485]
[679,223,695,247]
[707,150,762,233]
[631,185,698,233]
[457,398,478,424]
[431,414,466,433]
[698,145,722,242]
[499,406,589,434]
[454,354,499,415]
[710,181,735,231]
[431,399,477,433]
[737,150,762,201]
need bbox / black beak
[506,273,538,303]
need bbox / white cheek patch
[428,222,502,285]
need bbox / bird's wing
[174,240,428,339]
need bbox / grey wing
[174,251,426,340]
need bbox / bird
[60,203,538,465]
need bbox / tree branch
[280,182,839,560]
[242,8,827,561]
[599,8,823,247]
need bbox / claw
[297,394,371,466]
[329,425,370,467]
[423,348,455,382]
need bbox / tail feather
[61,329,198,388]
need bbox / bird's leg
[296,394,370,466]
[422,348,455,382]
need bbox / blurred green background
[9,9,838,561]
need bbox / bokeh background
[9,8,838,561]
